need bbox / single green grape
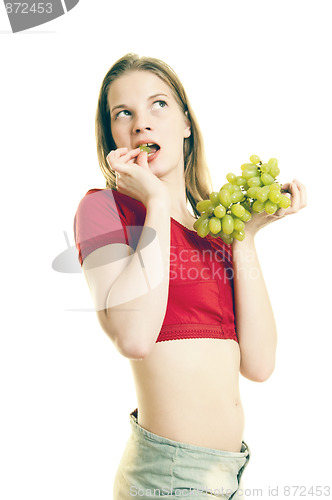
[209,230,223,239]
[235,176,247,186]
[247,176,262,188]
[252,200,265,213]
[219,189,232,207]
[230,191,245,203]
[231,230,245,241]
[269,182,281,191]
[220,183,235,193]
[196,218,210,237]
[261,173,275,186]
[256,185,270,202]
[241,163,256,170]
[269,165,280,177]
[139,145,151,153]
[209,217,222,234]
[231,204,245,218]
[193,220,200,231]
[233,218,245,231]
[222,214,234,235]
[196,200,213,213]
[268,190,281,204]
[214,204,226,218]
[193,213,209,231]
[209,191,220,205]
[278,194,291,209]
[264,200,278,214]
[226,173,237,184]
[260,163,270,174]
[249,155,260,165]
[267,158,278,169]
[239,209,252,222]
[219,232,234,245]
[247,187,260,198]
[242,167,259,180]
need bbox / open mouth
[139,143,160,160]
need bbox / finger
[274,180,295,217]
[274,207,287,217]
[293,178,307,208]
[116,147,141,164]
[111,148,129,163]
[127,147,142,159]
[106,154,126,173]
[285,180,301,214]
[106,150,115,160]
[114,147,128,154]
[135,150,149,169]
[281,182,292,194]
[107,148,137,172]
[291,181,302,212]
[106,149,119,166]
[106,147,130,162]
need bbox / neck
[163,175,196,220]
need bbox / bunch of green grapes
[194,155,291,244]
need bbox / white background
[1,1,331,499]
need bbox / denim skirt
[113,408,251,499]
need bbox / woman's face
[107,70,191,176]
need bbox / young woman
[73,53,307,499]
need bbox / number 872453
[5,3,53,14]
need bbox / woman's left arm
[232,178,307,382]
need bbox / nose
[135,125,151,133]
[132,111,152,134]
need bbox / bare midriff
[129,338,245,453]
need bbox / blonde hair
[95,53,212,217]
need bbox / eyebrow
[110,93,169,114]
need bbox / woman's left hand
[243,178,307,238]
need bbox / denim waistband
[129,408,250,459]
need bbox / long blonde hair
[95,53,212,217]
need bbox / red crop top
[73,188,238,343]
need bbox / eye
[152,100,167,109]
[115,109,131,119]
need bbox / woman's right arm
[82,148,171,360]
[102,196,170,359]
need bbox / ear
[184,110,191,139]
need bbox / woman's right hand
[106,147,169,208]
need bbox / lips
[137,142,161,162]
